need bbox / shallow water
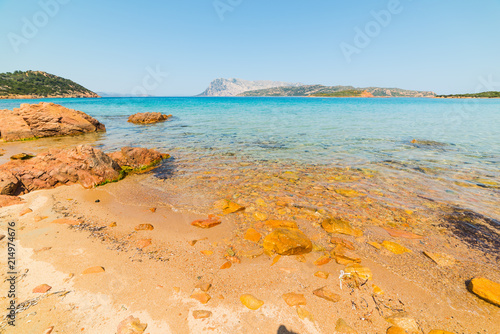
[1,97,499,221]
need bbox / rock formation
[0,145,168,195]
[0,102,105,141]
[127,112,172,124]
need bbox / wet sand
[1,142,500,334]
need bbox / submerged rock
[322,217,363,237]
[263,228,312,255]
[468,277,500,307]
[192,310,212,319]
[0,102,105,141]
[127,112,172,124]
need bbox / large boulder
[0,145,168,195]
[127,112,171,124]
[0,102,105,141]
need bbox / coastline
[1,141,499,333]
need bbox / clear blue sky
[1,0,499,96]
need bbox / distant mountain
[238,84,436,98]
[198,78,303,97]
[0,70,99,99]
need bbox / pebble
[423,252,455,266]
[195,283,212,292]
[468,277,500,307]
[344,264,373,281]
[382,241,412,254]
[192,310,212,319]
[191,217,221,229]
[321,217,363,237]
[335,318,357,333]
[313,287,340,303]
[33,284,52,293]
[240,294,264,310]
[134,224,154,231]
[282,292,307,307]
[296,306,314,321]
[190,292,211,304]
[83,266,105,274]
[314,271,329,279]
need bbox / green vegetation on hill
[311,90,365,97]
[436,91,500,98]
[0,70,99,98]
[237,84,435,97]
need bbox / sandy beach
[1,137,499,334]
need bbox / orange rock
[220,261,232,269]
[134,224,154,231]
[271,255,281,266]
[83,266,105,274]
[149,207,156,213]
[468,277,500,307]
[322,218,363,237]
[19,208,33,216]
[136,239,152,249]
[367,241,382,249]
[283,293,307,307]
[382,241,411,254]
[296,306,314,321]
[190,292,211,304]
[314,271,330,279]
[33,284,52,293]
[192,310,212,319]
[244,228,262,243]
[387,326,406,334]
[264,220,298,230]
[191,217,221,229]
[201,250,214,256]
[51,218,81,225]
[263,228,312,256]
[313,287,340,303]
[330,237,356,250]
[314,256,331,266]
[382,227,423,239]
[109,222,117,227]
[240,294,264,310]
[42,326,54,334]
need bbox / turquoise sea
[1,97,499,221]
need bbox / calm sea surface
[1,97,499,220]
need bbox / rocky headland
[0,102,105,141]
